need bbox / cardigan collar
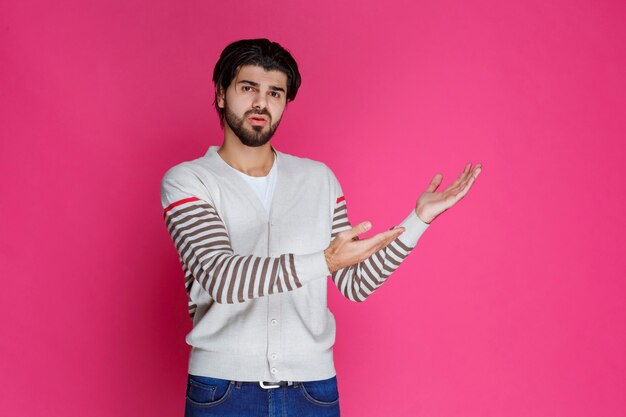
[203,145,289,222]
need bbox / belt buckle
[259,381,294,389]
[259,381,281,389]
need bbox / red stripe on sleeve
[163,196,200,218]
[336,196,345,204]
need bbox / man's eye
[242,86,254,92]
[270,92,281,98]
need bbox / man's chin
[239,134,272,148]
[227,118,278,147]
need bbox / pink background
[2,0,625,416]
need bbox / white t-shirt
[231,154,278,215]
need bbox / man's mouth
[247,115,268,126]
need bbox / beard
[223,101,281,147]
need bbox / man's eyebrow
[237,80,286,93]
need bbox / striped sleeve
[179,255,198,318]
[161,168,330,305]
[330,190,429,303]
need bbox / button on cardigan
[160,145,429,382]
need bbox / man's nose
[252,92,267,110]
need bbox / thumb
[347,221,372,240]
[426,173,443,193]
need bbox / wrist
[324,248,337,274]
[414,207,433,224]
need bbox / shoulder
[161,160,194,183]
[160,157,221,209]
[279,151,340,189]
[277,150,343,200]
[161,158,204,190]
[161,148,228,186]
[277,150,335,179]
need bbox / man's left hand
[415,162,482,224]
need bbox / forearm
[164,197,329,304]
[330,206,429,302]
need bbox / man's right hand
[323,221,405,273]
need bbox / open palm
[416,163,482,224]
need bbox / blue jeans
[184,374,340,417]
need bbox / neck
[217,130,275,177]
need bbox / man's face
[218,65,288,147]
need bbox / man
[161,38,481,417]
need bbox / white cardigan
[160,145,429,382]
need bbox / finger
[458,164,481,192]
[426,173,443,193]
[449,162,479,194]
[454,170,479,201]
[446,163,472,191]
[368,227,405,250]
[346,221,372,240]
[455,170,473,193]
[355,227,403,251]
[473,163,482,176]
[458,163,473,184]
[372,230,404,253]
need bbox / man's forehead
[234,65,288,87]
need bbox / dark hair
[212,38,301,123]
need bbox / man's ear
[217,87,225,109]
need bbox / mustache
[245,109,271,118]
